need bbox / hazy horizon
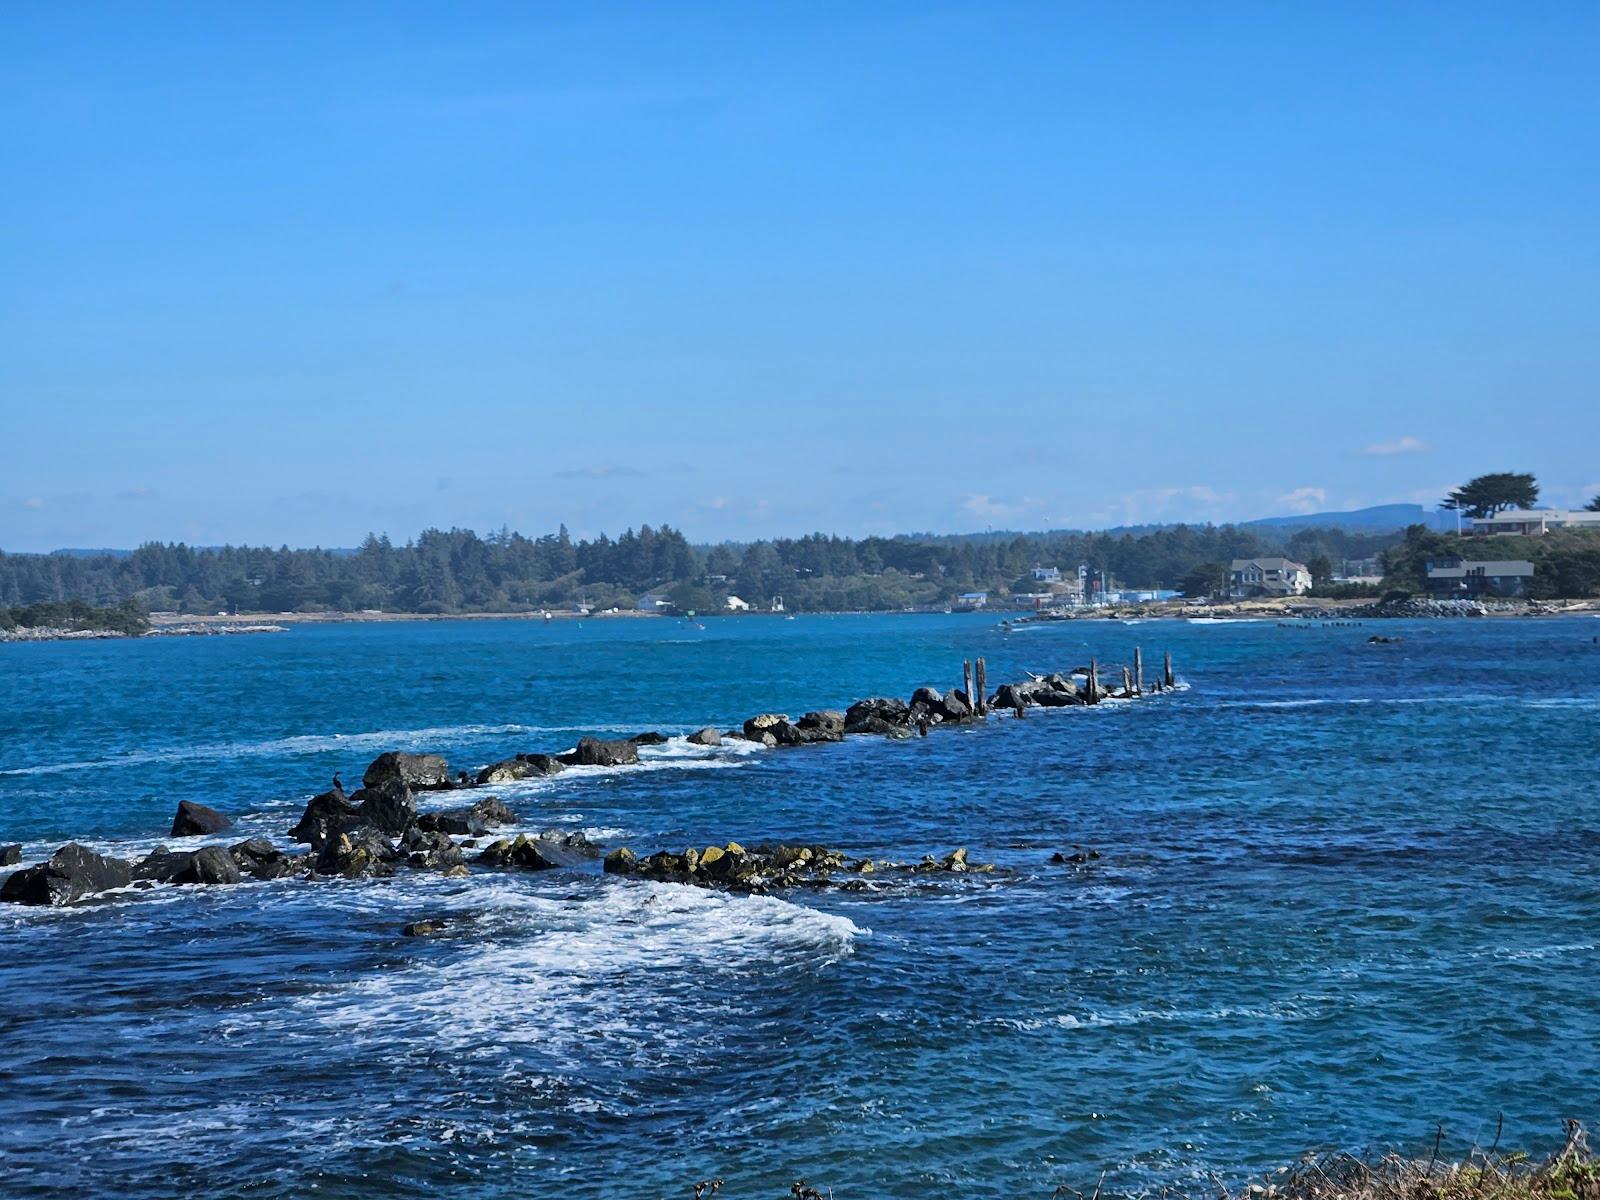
[4,3,1597,552]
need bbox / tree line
[0,521,1401,615]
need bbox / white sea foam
[997,997,1323,1032]
[226,877,861,1058]
[0,722,637,779]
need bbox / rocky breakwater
[2,649,1175,907]
[603,841,993,894]
[0,749,594,906]
[1352,596,1518,618]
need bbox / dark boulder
[404,830,466,871]
[603,847,637,874]
[313,826,398,879]
[0,844,21,866]
[416,794,516,837]
[686,727,722,747]
[1032,687,1081,708]
[469,796,517,826]
[742,713,790,740]
[1051,848,1102,864]
[352,778,417,836]
[476,754,563,785]
[940,690,972,720]
[362,751,451,791]
[847,714,915,738]
[289,788,362,847]
[0,843,133,906]
[133,846,195,883]
[558,737,640,768]
[991,682,1034,710]
[909,686,945,710]
[629,731,670,746]
[403,919,447,937]
[845,697,910,731]
[416,811,479,836]
[229,838,301,880]
[171,799,233,837]
[515,752,563,774]
[477,830,597,871]
[188,845,242,885]
[794,710,846,743]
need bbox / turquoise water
[1,614,1597,1198]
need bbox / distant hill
[1243,504,1453,533]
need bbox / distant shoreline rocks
[0,622,288,644]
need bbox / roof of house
[1473,509,1600,526]
[1230,557,1310,573]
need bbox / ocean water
[1,613,1597,1199]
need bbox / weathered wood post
[962,659,973,707]
[1087,659,1100,704]
[1122,666,1133,697]
[975,657,988,715]
[1163,650,1174,689]
[1133,646,1144,695]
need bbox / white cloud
[1360,435,1430,457]
[21,496,45,510]
[1085,486,1235,528]
[960,492,1024,521]
[1277,486,1327,514]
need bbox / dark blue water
[2,614,1598,1198]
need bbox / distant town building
[1425,558,1535,599]
[1229,557,1312,598]
[1337,557,1383,582]
[954,591,989,611]
[724,595,750,611]
[1470,509,1600,537]
[636,589,673,612]
[1031,565,1062,583]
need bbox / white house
[724,595,750,611]
[1031,565,1062,583]
[954,591,989,611]
[1229,557,1312,598]
[1470,509,1600,537]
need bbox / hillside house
[1229,557,1312,598]
[1425,558,1534,599]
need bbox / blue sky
[2,2,1597,551]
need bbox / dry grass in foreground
[1199,1120,1599,1200]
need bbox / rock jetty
[1,648,1179,906]
[603,841,992,893]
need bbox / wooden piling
[1122,666,1133,697]
[962,659,973,707]
[975,657,988,715]
[1087,659,1100,705]
[1133,647,1143,695]
[1163,650,1174,689]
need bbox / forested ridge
[0,522,1400,614]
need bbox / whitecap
[224,877,862,1058]
[0,722,637,779]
